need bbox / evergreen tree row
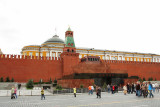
[0,77,14,82]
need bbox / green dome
[44,35,64,44]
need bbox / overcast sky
[0,0,160,55]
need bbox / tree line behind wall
[0,77,14,82]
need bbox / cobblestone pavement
[0,92,160,107]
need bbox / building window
[130,58,133,61]
[137,58,139,61]
[29,52,32,56]
[144,59,146,62]
[40,53,43,57]
[112,57,116,60]
[52,53,55,57]
[46,53,49,57]
[24,53,27,56]
[79,55,82,58]
[147,59,149,62]
[134,58,136,61]
[102,56,105,60]
[36,53,39,56]
[58,53,61,57]
[106,56,110,60]
[127,58,129,61]
[141,58,143,61]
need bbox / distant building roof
[43,35,64,44]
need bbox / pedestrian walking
[91,86,94,95]
[14,87,17,99]
[131,83,134,94]
[11,87,15,99]
[41,88,45,100]
[148,82,154,98]
[136,82,141,97]
[73,87,76,97]
[141,82,147,98]
[152,83,155,93]
[96,86,99,98]
[88,86,92,95]
[123,85,127,95]
[127,83,130,94]
[112,85,115,94]
[155,82,159,93]
[97,87,101,98]
[107,84,110,93]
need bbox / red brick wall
[61,52,79,76]
[123,79,138,85]
[105,60,160,80]
[58,79,94,88]
[1,54,160,86]
[0,54,62,82]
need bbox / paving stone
[0,92,160,107]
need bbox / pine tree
[39,79,43,84]
[138,78,142,82]
[0,77,3,82]
[11,78,14,82]
[5,77,10,82]
[103,82,107,89]
[80,84,84,89]
[49,78,52,84]
[143,77,146,81]
[26,79,34,89]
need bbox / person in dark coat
[131,83,134,94]
[97,87,101,98]
[136,82,141,97]
[127,83,130,94]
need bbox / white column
[104,54,106,60]
[110,55,111,60]
[122,56,125,61]
[56,52,58,57]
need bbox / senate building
[21,27,160,63]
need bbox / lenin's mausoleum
[0,27,160,88]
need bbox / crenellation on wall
[105,60,160,65]
[0,54,63,82]
[0,54,62,62]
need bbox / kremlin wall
[0,27,160,88]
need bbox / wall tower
[61,27,79,76]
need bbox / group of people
[11,86,45,100]
[88,85,101,98]
[11,87,17,99]
[107,84,118,94]
[88,86,94,95]
[11,82,159,100]
[123,81,159,98]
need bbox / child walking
[73,87,76,97]
[41,88,45,100]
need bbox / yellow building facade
[0,49,3,54]
[21,28,160,62]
